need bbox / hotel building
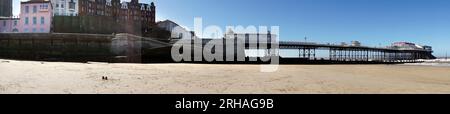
[78,0,156,31]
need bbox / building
[351,41,361,47]
[78,0,155,25]
[392,42,416,47]
[157,20,195,40]
[0,17,20,33]
[0,0,13,17]
[56,0,156,35]
[391,42,432,50]
[19,0,53,33]
[51,0,78,16]
[392,42,417,49]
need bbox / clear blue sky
[13,0,450,57]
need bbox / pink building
[0,17,19,33]
[18,0,52,33]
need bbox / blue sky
[13,0,450,57]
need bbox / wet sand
[1,59,450,94]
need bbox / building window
[56,4,59,8]
[2,21,5,27]
[25,6,29,13]
[69,1,75,9]
[14,21,17,26]
[32,28,37,32]
[24,28,29,32]
[40,4,48,9]
[41,17,45,24]
[40,28,45,32]
[61,4,64,8]
[33,6,37,13]
[33,17,37,25]
[25,17,29,25]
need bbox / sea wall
[0,33,144,63]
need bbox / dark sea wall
[0,33,145,63]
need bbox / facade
[19,0,53,33]
[78,0,156,30]
[0,17,20,33]
[52,0,78,16]
[0,0,13,17]
[51,0,157,35]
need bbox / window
[61,4,64,8]
[40,4,48,9]
[14,21,17,26]
[33,17,37,25]
[33,6,37,13]
[69,1,75,9]
[2,21,5,27]
[41,17,45,24]
[24,28,29,32]
[32,28,37,32]
[56,4,59,8]
[25,17,29,25]
[40,28,45,32]
[25,6,29,13]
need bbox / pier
[172,38,435,64]
[276,41,435,63]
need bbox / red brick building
[78,0,155,33]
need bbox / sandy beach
[1,59,450,94]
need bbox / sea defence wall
[0,33,149,63]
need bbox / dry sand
[1,59,450,94]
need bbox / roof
[157,20,180,26]
[21,0,51,4]
[0,17,19,20]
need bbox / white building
[51,0,78,16]
[157,20,194,40]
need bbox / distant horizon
[11,0,450,56]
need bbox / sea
[402,59,450,67]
